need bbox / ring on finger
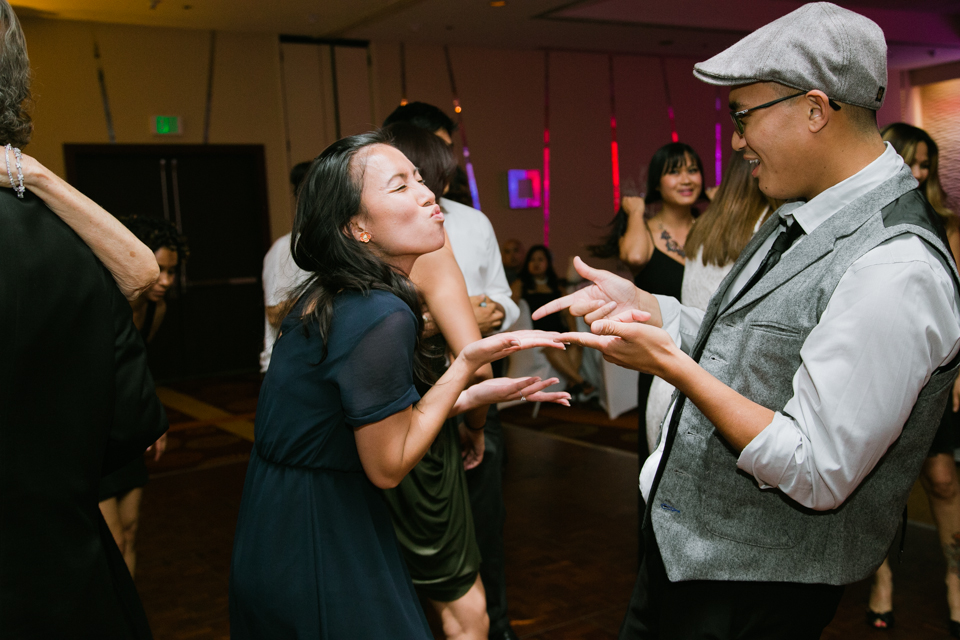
[520,395,526,402]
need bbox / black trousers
[465,404,510,635]
[620,526,844,640]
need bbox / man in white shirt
[260,162,311,374]
[538,4,960,638]
[383,102,521,640]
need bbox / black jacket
[0,189,167,638]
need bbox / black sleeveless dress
[98,301,157,501]
[633,248,683,461]
[523,289,568,334]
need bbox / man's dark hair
[382,102,456,137]
[382,122,457,197]
[771,83,877,135]
[0,1,32,147]
[290,161,312,198]
[119,215,190,263]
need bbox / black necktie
[723,218,806,311]
[643,218,805,526]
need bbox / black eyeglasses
[730,92,842,135]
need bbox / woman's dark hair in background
[589,142,704,259]
[0,1,32,147]
[382,101,457,139]
[881,122,953,221]
[290,161,312,198]
[119,215,190,263]
[290,130,431,382]
[518,245,560,294]
[685,150,781,267]
[381,122,457,197]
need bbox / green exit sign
[153,116,181,135]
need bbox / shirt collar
[779,142,904,234]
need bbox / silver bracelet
[13,146,24,198]
[4,144,13,195]
[4,144,24,198]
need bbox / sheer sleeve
[337,305,421,428]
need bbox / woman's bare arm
[411,235,491,466]
[354,331,564,488]
[5,153,159,299]
[618,197,655,269]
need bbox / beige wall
[21,17,291,241]
[19,15,942,273]
[368,43,740,271]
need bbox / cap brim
[692,66,761,87]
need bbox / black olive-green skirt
[383,417,481,603]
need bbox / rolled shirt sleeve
[654,294,704,355]
[737,236,960,511]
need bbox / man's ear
[805,90,832,134]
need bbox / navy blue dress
[229,290,432,639]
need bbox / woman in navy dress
[229,131,563,639]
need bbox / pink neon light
[543,146,550,247]
[667,106,678,143]
[608,55,620,211]
[715,95,723,186]
[543,52,550,247]
[611,139,620,210]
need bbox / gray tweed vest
[651,165,960,585]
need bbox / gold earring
[359,231,371,243]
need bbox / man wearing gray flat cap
[537,2,960,638]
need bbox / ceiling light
[490,1,506,7]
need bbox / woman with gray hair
[0,1,164,637]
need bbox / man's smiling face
[729,82,815,201]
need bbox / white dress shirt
[260,233,310,373]
[641,143,960,510]
[440,197,519,332]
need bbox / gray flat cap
[693,2,887,110]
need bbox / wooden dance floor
[134,378,956,639]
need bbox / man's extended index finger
[531,293,576,320]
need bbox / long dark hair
[881,123,953,222]
[590,142,704,259]
[290,131,431,382]
[685,150,780,267]
[518,244,560,294]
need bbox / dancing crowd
[4,1,960,639]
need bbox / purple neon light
[715,94,723,186]
[507,169,541,208]
[464,152,480,210]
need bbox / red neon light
[543,146,550,247]
[611,138,620,209]
[608,55,620,211]
[543,52,550,247]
